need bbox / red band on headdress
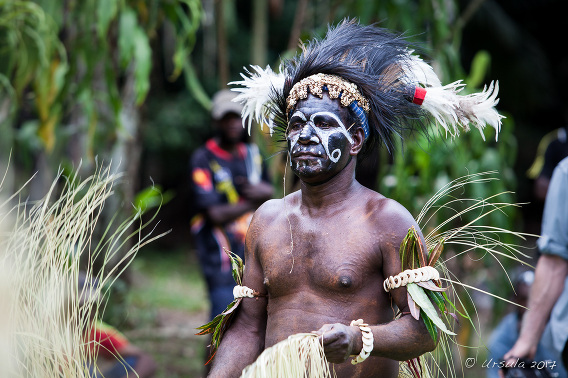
[413,87,427,105]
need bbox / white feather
[229,65,286,136]
[403,52,504,141]
[403,53,441,87]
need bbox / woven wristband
[350,319,374,365]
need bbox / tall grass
[416,171,536,378]
[0,165,164,377]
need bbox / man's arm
[504,254,568,360]
[315,201,436,363]
[206,201,258,225]
[207,179,273,225]
[190,150,269,226]
[505,159,568,362]
[208,207,269,377]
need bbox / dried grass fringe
[241,333,334,378]
[0,164,164,377]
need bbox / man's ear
[349,126,365,156]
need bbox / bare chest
[258,215,383,298]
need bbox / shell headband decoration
[230,19,503,151]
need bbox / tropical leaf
[399,226,421,271]
[442,291,470,319]
[225,248,244,285]
[196,248,247,362]
[132,27,151,104]
[427,239,444,266]
[96,0,119,38]
[420,312,438,343]
[426,290,447,314]
[133,185,173,214]
[407,283,455,336]
[407,292,420,320]
[416,280,445,292]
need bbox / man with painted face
[208,20,503,377]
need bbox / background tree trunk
[252,0,268,66]
[216,0,229,88]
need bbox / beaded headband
[286,73,370,115]
[286,73,371,138]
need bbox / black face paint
[286,95,354,183]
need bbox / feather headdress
[230,19,503,152]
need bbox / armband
[233,285,256,299]
[350,319,374,365]
[383,266,440,292]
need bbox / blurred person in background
[79,272,157,378]
[527,124,568,202]
[487,269,556,378]
[504,157,568,378]
[189,89,273,321]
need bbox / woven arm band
[350,319,374,365]
[233,285,255,299]
[383,266,440,292]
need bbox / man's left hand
[313,323,361,364]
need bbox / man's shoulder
[556,156,568,172]
[190,143,213,163]
[254,196,292,218]
[360,189,418,236]
[362,189,414,219]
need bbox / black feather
[270,18,429,153]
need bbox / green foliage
[0,0,67,155]
[380,115,518,236]
[133,184,174,214]
[196,250,246,362]
[118,7,151,105]
[1,0,203,167]
[143,91,211,153]
[399,226,426,271]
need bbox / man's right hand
[503,338,536,362]
[500,338,537,377]
[312,323,362,364]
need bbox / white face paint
[287,111,353,163]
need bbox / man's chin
[292,167,335,185]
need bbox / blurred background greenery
[1,0,567,376]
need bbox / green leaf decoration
[426,290,447,313]
[407,283,456,336]
[399,227,420,270]
[196,248,247,362]
[407,292,420,320]
[442,291,470,319]
[399,226,428,270]
[224,248,244,285]
[427,239,444,266]
[415,280,445,292]
[420,312,438,343]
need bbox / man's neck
[215,136,239,154]
[298,159,361,211]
